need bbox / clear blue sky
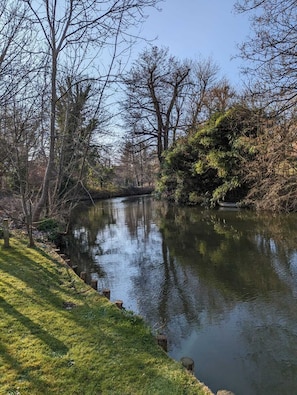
[136,0,251,88]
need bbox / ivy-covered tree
[156,105,259,206]
[55,77,98,199]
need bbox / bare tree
[123,46,190,163]
[186,58,220,127]
[19,0,160,222]
[201,79,237,119]
[242,114,297,211]
[235,0,297,113]
[233,0,297,211]
[0,93,43,245]
[0,1,38,106]
[0,1,46,241]
[122,48,232,163]
[118,138,156,187]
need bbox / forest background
[0,0,296,243]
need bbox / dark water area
[65,196,297,395]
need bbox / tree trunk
[33,51,57,222]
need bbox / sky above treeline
[136,0,251,87]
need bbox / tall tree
[234,0,297,211]
[122,48,229,163]
[123,46,191,164]
[21,0,160,222]
[0,95,43,245]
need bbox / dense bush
[156,106,257,206]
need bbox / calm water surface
[66,196,297,395]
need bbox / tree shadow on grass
[0,340,50,393]
[0,244,77,308]
[0,295,69,393]
[0,296,68,355]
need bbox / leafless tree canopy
[235,0,297,112]
[122,46,234,164]
[0,0,161,228]
[21,0,161,221]
[123,46,191,163]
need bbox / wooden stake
[115,300,123,309]
[90,279,98,290]
[80,271,87,282]
[64,259,71,267]
[72,265,79,274]
[180,357,194,373]
[156,334,168,352]
[3,218,9,248]
[102,288,110,299]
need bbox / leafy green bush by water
[157,106,257,206]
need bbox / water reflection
[67,196,297,395]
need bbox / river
[65,195,297,395]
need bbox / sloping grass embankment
[0,233,213,395]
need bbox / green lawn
[0,234,212,395]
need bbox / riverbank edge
[0,231,214,395]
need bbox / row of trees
[120,0,297,211]
[0,0,160,235]
[122,46,236,164]
[1,0,297,240]
[119,46,237,196]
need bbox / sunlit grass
[0,234,211,395]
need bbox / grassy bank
[0,233,212,395]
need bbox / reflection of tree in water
[69,200,116,247]
[133,202,297,353]
[123,196,152,241]
[66,196,154,284]
[65,200,117,280]
[238,294,297,395]
[130,206,237,345]
[157,205,293,299]
[133,234,236,347]
[67,197,297,392]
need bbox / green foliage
[37,218,59,232]
[87,163,115,190]
[36,218,61,242]
[157,106,257,206]
[194,160,204,175]
[211,177,241,202]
